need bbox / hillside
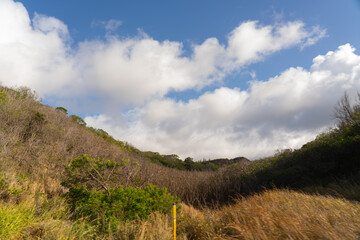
[203,156,250,167]
[236,93,360,200]
[140,151,250,171]
[1,85,360,239]
[0,85,258,206]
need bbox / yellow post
[173,203,176,240]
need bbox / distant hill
[140,152,250,171]
[231,92,360,200]
[203,157,250,167]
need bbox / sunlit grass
[0,202,35,238]
[1,85,360,239]
[178,189,360,239]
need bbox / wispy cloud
[91,19,122,32]
[301,25,328,49]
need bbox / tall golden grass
[179,189,360,239]
[1,189,359,239]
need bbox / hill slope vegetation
[1,85,360,239]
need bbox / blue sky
[1,0,360,159]
[21,1,360,82]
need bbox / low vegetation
[1,84,360,239]
[62,155,180,233]
[179,189,360,239]
[89,129,249,172]
[234,92,360,199]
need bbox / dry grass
[2,189,359,239]
[2,85,360,239]
[0,85,249,206]
[178,189,360,239]
[0,193,184,240]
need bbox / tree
[62,155,129,196]
[70,115,86,126]
[56,106,68,115]
[334,92,360,128]
[184,157,195,170]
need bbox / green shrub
[62,155,130,194]
[62,155,180,232]
[0,90,7,105]
[70,115,86,126]
[87,127,140,153]
[66,185,179,224]
[56,107,68,115]
[64,185,180,233]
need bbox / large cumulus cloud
[0,0,76,95]
[86,44,360,159]
[1,0,324,104]
[2,0,350,160]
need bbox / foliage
[0,171,32,202]
[87,127,140,153]
[66,185,180,231]
[56,106,68,115]
[21,111,47,142]
[334,91,360,128]
[2,84,360,239]
[236,94,360,196]
[142,152,186,170]
[62,155,180,232]
[0,90,7,105]
[62,155,132,195]
[141,152,227,171]
[70,114,86,126]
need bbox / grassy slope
[0,85,230,205]
[1,189,359,239]
[236,117,360,201]
[180,190,360,239]
[1,85,360,239]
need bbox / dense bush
[141,152,223,171]
[62,155,123,191]
[70,115,86,126]
[66,185,180,230]
[62,155,180,231]
[55,106,68,115]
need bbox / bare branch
[334,91,360,128]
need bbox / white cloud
[75,20,325,106]
[0,0,325,106]
[0,0,336,160]
[104,19,122,32]
[0,0,76,95]
[91,19,122,32]
[77,37,197,105]
[32,13,69,40]
[226,21,325,66]
[86,44,360,160]
[301,25,327,49]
